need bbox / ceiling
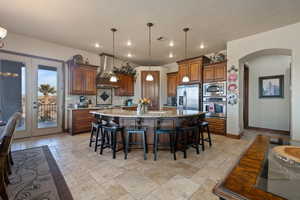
[1,0,300,66]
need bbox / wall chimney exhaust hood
[96,53,119,88]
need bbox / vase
[143,105,148,113]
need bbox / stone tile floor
[10,129,284,200]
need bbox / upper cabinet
[203,61,227,83]
[177,56,210,85]
[68,61,98,95]
[167,72,178,97]
[115,74,135,96]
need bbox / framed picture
[259,75,284,98]
[96,88,112,105]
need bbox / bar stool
[176,125,200,158]
[153,121,178,160]
[199,121,212,151]
[89,122,103,152]
[125,126,148,160]
[100,125,125,159]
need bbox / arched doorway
[238,48,292,135]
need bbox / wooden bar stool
[199,121,212,151]
[89,122,103,152]
[100,125,125,159]
[176,125,200,158]
[125,126,148,160]
[153,116,178,161]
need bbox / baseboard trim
[226,133,242,139]
[247,127,290,135]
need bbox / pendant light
[0,26,7,48]
[182,28,190,83]
[110,28,118,82]
[145,23,154,81]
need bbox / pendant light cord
[185,30,187,59]
[183,28,189,59]
[149,25,151,60]
[147,23,153,69]
[111,28,117,68]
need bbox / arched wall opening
[238,48,292,135]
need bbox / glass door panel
[0,53,32,138]
[37,65,58,128]
[32,59,63,136]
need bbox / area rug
[8,146,73,200]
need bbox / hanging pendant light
[145,23,154,81]
[110,28,118,82]
[0,26,7,48]
[182,28,190,83]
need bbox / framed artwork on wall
[259,75,284,98]
[96,88,113,105]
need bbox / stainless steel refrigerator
[177,84,202,110]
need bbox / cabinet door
[126,75,134,96]
[203,66,215,83]
[178,63,189,84]
[115,74,134,96]
[214,63,227,81]
[189,61,201,82]
[83,68,97,95]
[70,67,84,94]
[167,73,177,96]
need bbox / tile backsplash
[66,89,135,108]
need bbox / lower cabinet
[204,118,226,135]
[68,109,98,135]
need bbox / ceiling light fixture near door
[94,43,101,48]
[169,52,174,58]
[200,43,205,49]
[109,28,118,83]
[182,27,190,83]
[127,53,132,58]
[169,41,174,47]
[0,26,8,48]
[127,40,132,46]
[145,22,154,82]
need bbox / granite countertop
[162,105,177,108]
[90,108,205,118]
[68,105,137,111]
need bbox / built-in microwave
[203,81,227,97]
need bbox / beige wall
[247,55,291,131]
[227,22,300,141]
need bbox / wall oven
[203,97,226,118]
[203,81,227,97]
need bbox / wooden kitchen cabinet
[203,61,227,83]
[167,72,178,97]
[115,74,135,96]
[68,61,98,95]
[204,118,226,135]
[68,109,98,135]
[177,63,189,85]
[177,56,210,84]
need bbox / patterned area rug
[7,146,73,200]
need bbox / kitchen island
[90,108,206,145]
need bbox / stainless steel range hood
[96,53,119,88]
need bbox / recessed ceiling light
[94,43,101,48]
[127,40,132,46]
[127,53,132,58]
[200,44,205,49]
[169,41,174,47]
[169,52,174,58]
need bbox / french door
[0,52,63,138]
